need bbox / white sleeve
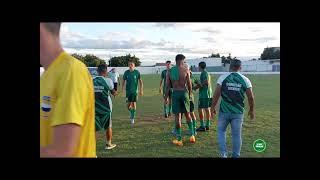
[104,78,114,90]
[217,73,230,85]
[238,73,252,89]
[243,76,252,89]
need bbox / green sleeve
[137,70,141,79]
[123,71,127,80]
[161,70,165,80]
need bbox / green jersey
[217,72,252,114]
[161,69,168,93]
[123,69,141,95]
[161,69,173,94]
[93,76,114,113]
[199,70,213,99]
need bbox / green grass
[96,74,280,158]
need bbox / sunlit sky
[61,22,280,66]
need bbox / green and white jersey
[217,72,252,114]
[199,70,213,99]
[123,69,141,95]
[93,76,114,113]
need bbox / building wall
[186,58,222,67]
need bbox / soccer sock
[187,120,194,136]
[129,108,132,119]
[129,108,134,119]
[132,109,136,119]
[168,103,172,114]
[206,120,211,127]
[192,119,197,133]
[164,104,167,115]
[200,120,205,127]
[176,127,182,141]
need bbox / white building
[241,59,280,72]
[185,57,222,67]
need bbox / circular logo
[253,139,266,152]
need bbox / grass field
[96,74,280,158]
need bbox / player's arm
[121,79,126,92]
[211,84,222,116]
[139,78,144,96]
[40,124,81,157]
[164,70,171,102]
[186,71,192,98]
[106,78,117,96]
[159,78,163,93]
[246,88,255,120]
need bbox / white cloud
[62,23,280,65]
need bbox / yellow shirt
[40,51,96,157]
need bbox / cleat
[172,139,183,146]
[189,135,196,143]
[196,126,206,132]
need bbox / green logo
[253,139,266,152]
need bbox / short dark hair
[97,64,108,74]
[175,54,185,62]
[199,61,206,69]
[42,22,61,36]
[166,60,171,64]
[128,60,135,64]
[230,59,242,70]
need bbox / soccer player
[122,60,144,126]
[159,60,173,118]
[94,64,117,150]
[40,22,96,157]
[193,61,213,132]
[165,54,195,146]
[109,68,120,92]
[189,65,199,136]
[211,59,255,158]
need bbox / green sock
[187,120,194,136]
[206,120,211,127]
[176,127,182,141]
[164,105,168,115]
[200,120,205,127]
[129,108,132,119]
[168,104,172,113]
[129,109,136,119]
[132,109,136,119]
[192,119,197,133]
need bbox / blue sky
[61,22,280,66]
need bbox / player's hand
[159,88,162,94]
[139,91,144,96]
[211,107,217,116]
[248,109,255,120]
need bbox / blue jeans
[217,112,244,158]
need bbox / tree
[109,54,141,67]
[208,53,220,58]
[71,53,106,67]
[221,53,238,66]
[260,47,280,60]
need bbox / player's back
[170,65,188,90]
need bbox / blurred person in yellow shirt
[40,22,96,157]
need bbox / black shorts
[114,83,118,91]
